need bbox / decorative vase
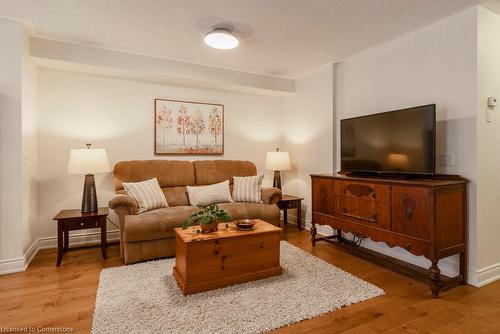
[200,220,219,233]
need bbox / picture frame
[154,98,224,155]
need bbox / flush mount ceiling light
[204,28,239,49]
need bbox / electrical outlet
[439,153,455,167]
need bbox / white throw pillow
[122,178,168,213]
[232,175,264,203]
[187,180,233,206]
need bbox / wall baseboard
[467,262,500,287]
[0,230,120,276]
[289,214,499,287]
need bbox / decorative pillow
[186,180,233,206]
[122,178,168,213]
[232,175,264,203]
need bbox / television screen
[341,104,436,175]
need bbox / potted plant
[182,204,232,233]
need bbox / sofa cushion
[114,160,195,191]
[162,186,190,207]
[218,202,280,226]
[187,180,233,206]
[123,206,197,242]
[193,160,256,185]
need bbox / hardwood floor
[1,227,499,333]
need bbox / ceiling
[0,0,492,78]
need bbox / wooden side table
[53,207,109,266]
[277,195,304,230]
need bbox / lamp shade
[265,151,291,171]
[67,148,111,175]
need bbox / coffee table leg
[57,220,63,266]
[101,217,107,259]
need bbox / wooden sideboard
[310,173,468,297]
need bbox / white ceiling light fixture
[204,28,239,50]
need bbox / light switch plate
[439,153,455,167]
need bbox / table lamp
[265,148,291,190]
[67,143,111,213]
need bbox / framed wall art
[154,98,224,155]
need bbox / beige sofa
[108,160,281,264]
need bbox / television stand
[310,173,468,297]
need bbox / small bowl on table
[234,219,257,231]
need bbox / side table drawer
[278,201,298,210]
[66,219,100,230]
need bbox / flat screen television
[341,104,436,175]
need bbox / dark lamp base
[273,170,282,190]
[82,174,98,213]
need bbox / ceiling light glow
[204,28,239,49]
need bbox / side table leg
[297,202,302,230]
[57,220,63,266]
[64,229,69,253]
[283,208,288,226]
[101,217,107,260]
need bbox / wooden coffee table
[173,219,282,295]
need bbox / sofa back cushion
[193,160,256,185]
[114,160,195,191]
[113,159,256,207]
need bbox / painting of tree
[208,107,222,146]
[155,99,224,155]
[176,105,191,147]
[187,111,206,148]
[155,106,173,146]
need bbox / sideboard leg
[311,222,317,247]
[429,260,442,298]
[460,251,467,285]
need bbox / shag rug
[92,241,383,334]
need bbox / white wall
[282,64,334,222]
[335,7,478,278]
[21,29,39,254]
[38,69,285,238]
[0,19,28,261]
[476,6,500,284]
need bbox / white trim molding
[467,262,500,287]
[0,230,119,275]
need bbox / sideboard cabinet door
[391,186,431,241]
[312,177,335,216]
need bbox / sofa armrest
[109,194,139,215]
[261,187,282,205]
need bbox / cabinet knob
[406,209,413,219]
[80,222,84,226]
[371,191,376,199]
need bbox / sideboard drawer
[391,186,430,240]
[336,196,389,229]
[335,180,389,203]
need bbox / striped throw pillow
[122,178,168,213]
[232,175,264,203]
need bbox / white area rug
[92,241,383,334]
